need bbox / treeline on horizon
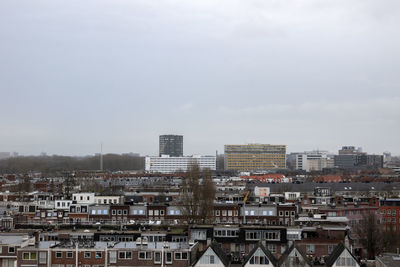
[0,154,145,174]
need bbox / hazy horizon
[1,0,399,156]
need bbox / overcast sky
[1,0,399,156]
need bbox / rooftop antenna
[100,142,103,171]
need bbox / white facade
[296,151,334,172]
[284,192,300,201]
[72,193,95,204]
[145,155,216,173]
[55,200,72,210]
[94,196,121,205]
[194,247,224,267]
[332,249,360,267]
[244,247,275,267]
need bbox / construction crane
[243,190,250,224]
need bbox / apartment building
[224,144,286,171]
[145,155,216,173]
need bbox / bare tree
[180,164,201,223]
[180,164,215,224]
[199,169,215,224]
[354,212,384,260]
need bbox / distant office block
[145,155,216,173]
[334,146,383,169]
[224,144,286,171]
[338,146,363,155]
[159,135,183,157]
[295,151,334,172]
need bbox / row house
[94,196,122,205]
[16,240,198,267]
[240,204,297,226]
[214,203,240,224]
[379,198,400,232]
[69,203,89,223]
[294,215,350,260]
[12,201,299,226]
[319,204,379,227]
[0,234,35,267]
[189,225,288,262]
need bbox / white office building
[145,155,216,173]
[296,151,334,172]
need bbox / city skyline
[0,141,395,158]
[1,0,399,156]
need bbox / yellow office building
[224,144,286,171]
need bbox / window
[328,245,334,254]
[268,244,276,253]
[285,211,289,216]
[279,211,283,216]
[84,252,91,258]
[222,210,227,216]
[118,251,132,259]
[154,252,161,264]
[174,252,188,260]
[246,231,260,240]
[118,210,122,215]
[160,210,164,216]
[306,244,315,254]
[249,252,269,264]
[56,251,62,258]
[234,210,239,216]
[109,251,117,263]
[8,247,15,253]
[39,252,47,264]
[265,231,280,241]
[210,255,215,264]
[138,251,152,260]
[166,252,172,264]
[215,210,220,216]
[23,252,37,260]
[149,210,153,216]
[66,252,73,258]
[123,210,128,215]
[96,251,102,259]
